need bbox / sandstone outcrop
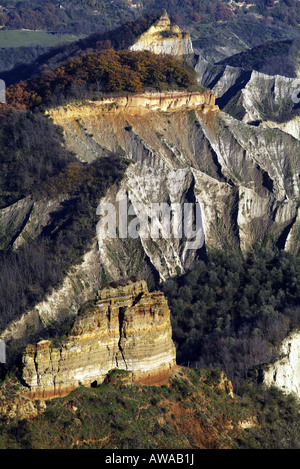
[47,90,216,122]
[47,89,218,170]
[129,10,194,57]
[22,281,176,399]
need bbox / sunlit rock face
[263,331,300,398]
[22,281,176,399]
[129,10,194,57]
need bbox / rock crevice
[22,281,176,399]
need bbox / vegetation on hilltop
[0,367,243,449]
[0,367,268,449]
[0,11,162,87]
[1,49,200,115]
[2,4,300,90]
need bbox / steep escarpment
[196,55,300,138]
[2,87,299,350]
[22,281,176,399]
[49,91,300,279]
[47,90,217,167]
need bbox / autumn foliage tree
[0,49,199,114]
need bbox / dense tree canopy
[1,49,199,114]
[161,247,300,389]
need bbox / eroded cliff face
[22,281,176,399]
[263,331,300,398]
[47,91,216,166]
[48,90,300,280]
[129,10,194,57]
[196,57,300,139]
[238,71,299,129]
[2,86,299,347]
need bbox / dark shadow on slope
[276,215,297,250]
[216,70,252,110]
[205,67,226,91]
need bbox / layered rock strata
[47,90,218,170]
[47,90,216,121]
[3,85,300,347]
[22,281,176,399]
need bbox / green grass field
[0,29,83,48]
